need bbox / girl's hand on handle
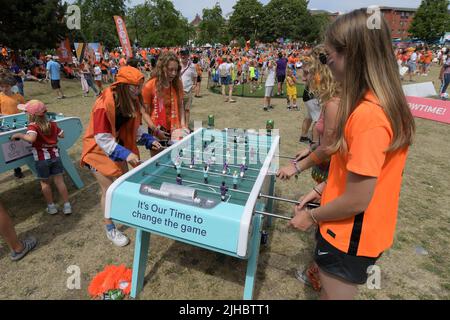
[298,189,322,210]
[295,148,310,161]
[126,153,141,166]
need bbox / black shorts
[51,80,61,89]
[314,231,381,285]
[197,75,202,82]
[101,70,108,75]
[277,75,286,84]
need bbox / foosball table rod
[155,162,258,182]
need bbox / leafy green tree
[259,0,310,43]
[409,0,450,42]
[0,0,67,50]
[127,0,191,47]
[228,0,264,40]
[71,0,127,49]
[302,13,331,43]
[198,4,226,45]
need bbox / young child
[0,72,26,178]
[11,100,72,215]
[263,59,276,111]
[286,68,298,110]
[94,62,103,94]
[290,9,415,300]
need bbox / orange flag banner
[114,16,133,58]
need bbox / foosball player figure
[175,158,182,175]
[176,174,182,185]
[240,162,248,178]
[222,161,229,175]
[220,181,228,202]
[233,136,237,144]
[232,171,239,189]
[190,156,195,169]
[203,165,209,184]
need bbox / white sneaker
[47,204,58,215]
[106,228,130,247]
[63,203,72,215]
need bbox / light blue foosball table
[106,128,283,299]
[0,112,84,189]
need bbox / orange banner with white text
[114,16,133,58]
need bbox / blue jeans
[16,82,24,97]
[440,73,450,95]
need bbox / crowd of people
[0,8,445,300]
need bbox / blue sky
[130,0,423,21]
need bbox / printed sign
[2,140,32,164]
[406,96,450,124]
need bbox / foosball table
[0,112,84,188]
[106,127,285,299]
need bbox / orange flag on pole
[114,16,133,58]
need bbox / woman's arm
[290,172,377,230]
[297,98,339,171]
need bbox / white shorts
[265,86,274,97]
[304,99,321,122]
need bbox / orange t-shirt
[320,91,409,258]
[0,93,24,115]
[424,51,433,64]
[119,58,127,67]
[142,78,182,132]
[141,50,147,60]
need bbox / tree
[0,0,67,50]
[302,13,331,44]
[198,3,226,45]
[127,0,191,47]
[409,0,450,42]
[259,0,310,43]
[71,0,127,49]
[228,0,264,40]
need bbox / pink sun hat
[17,100,48,116]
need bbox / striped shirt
[27,122,63,161]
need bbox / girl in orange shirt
[81,66,161,246]
[141,52,187,149]
[290,9,415,300]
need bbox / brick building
[379,7,417,39]
[311,7,418,40]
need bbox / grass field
[208,81,305,99]
[0,65,449,300]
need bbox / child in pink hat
[11,100,72,215]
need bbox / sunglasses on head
[319,53,328,65]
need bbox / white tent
[203,43,212,48]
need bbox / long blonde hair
[152,52,183,108]
[307,45,340,104]
[28,114,51,135]
[325,9,415,152]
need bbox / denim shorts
[35,158,64,179]
[220,76,231,85]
